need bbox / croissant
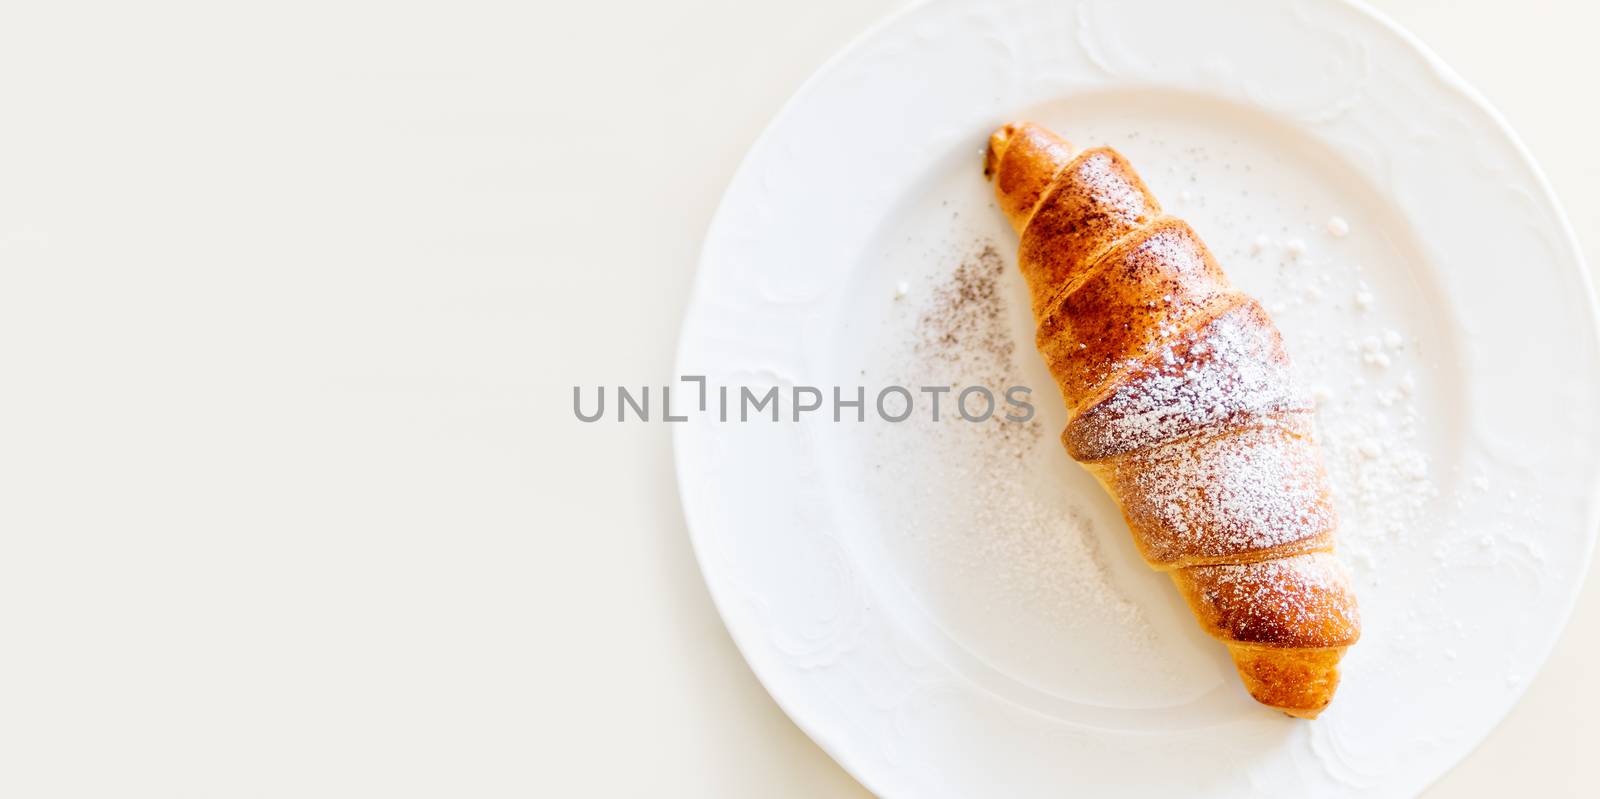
[984,122,1360,718]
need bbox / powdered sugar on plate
[1246,233,1439,578]
[848,238,1210,706]
[893,241,1149,630]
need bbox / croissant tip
[983,123,1019,180]
[1228,644,1345,719]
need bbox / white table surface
[2,0,1595,795]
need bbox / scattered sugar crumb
[1285,238,1307,258]
[1326,216,1350,237]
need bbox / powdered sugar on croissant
[986,122,1360,718]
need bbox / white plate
[674,0,1600,795]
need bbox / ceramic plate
[674,0,1600,795]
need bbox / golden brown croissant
[984,122,1360,718]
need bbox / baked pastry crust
[986,122,1361,718]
